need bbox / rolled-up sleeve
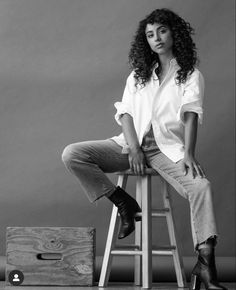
[177,69,205,125]
[114,72,135,125]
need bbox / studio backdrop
[0,0,235,281]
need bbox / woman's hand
[181,153,205,179]
[128,147,146,175]
[119,113,146,175]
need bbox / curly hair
[128,8,198,87]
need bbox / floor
[1,281,236,290]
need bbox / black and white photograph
[0,0,235,289]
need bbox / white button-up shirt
[110,58,204,163]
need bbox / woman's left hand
[181,154,206,179]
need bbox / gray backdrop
[0,0,235,260]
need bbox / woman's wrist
[184,149,195,158]
[129,143,141,153]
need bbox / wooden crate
[6,227,95,286]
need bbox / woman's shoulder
[185,67,204,85]
[125,70,139,91]
[126,70,135,82]
[188,67,203,77]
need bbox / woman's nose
[155,33,161,42]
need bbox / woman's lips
[156,43,164,48]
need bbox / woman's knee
[61,144,75,165]
[61,142,89,166]
[194,177,212,196]
[187,178,213,203]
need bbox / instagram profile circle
[8,270,24,286]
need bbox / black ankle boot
[108,186,141,239]
[189,246,227,290]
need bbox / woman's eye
[147,34,153,38]
[160,29,167,34]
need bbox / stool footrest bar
[111,250,142,255]
[152,250,173,255]
[152,208,170,217]
[111,245,176,256]
[134,208,170,219]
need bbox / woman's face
[145,22,173,56]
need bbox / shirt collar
[152,58,178,79]
[170,58,177,66]
[153,57,177,69]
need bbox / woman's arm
[120,113,146,175]
[182,111,205,178]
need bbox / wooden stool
[99,168,187,289]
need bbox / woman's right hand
[128,147,146,175]
[119,113,146,175]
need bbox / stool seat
[116,168,159,176]
[99,169,186,289]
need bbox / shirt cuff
[177,102,203,125]
[114,102,132,125]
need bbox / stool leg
[98,175,128,287]
[160,178,187,288]
[141,175,152,289]
[134,176,142,286]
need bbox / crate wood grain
[6,227,95,286]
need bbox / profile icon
[8,270,24,286]
[13,274,20,282]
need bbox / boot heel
[189,274,201,290]
[134,214,141,221]
[134,204,142,221]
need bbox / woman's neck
[158,53,174,70]
[155,53,175,84]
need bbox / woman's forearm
[120,113,146,175]
[182,111,205,178]
[184,111,198,156]
[120,113,140,151]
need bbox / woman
[62,8,226,290]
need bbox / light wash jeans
[62,138,218,249]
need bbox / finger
[129,163,133,172]
[194,164,202,178]
[136,163,144,175]
[134,164,139,175]
[189,164,195,179]
[129,160,134,172]
[140,163,145,175]
[135,164,140,175]
[194,161,205,178]
[198,165,206,178]
[181,162,187,175]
